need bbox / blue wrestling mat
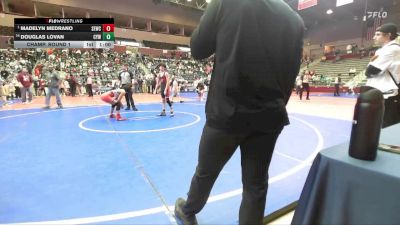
[0,102,352,224]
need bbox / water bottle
[349,87,384,161]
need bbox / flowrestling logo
[367,11,388,19]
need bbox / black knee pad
[166,98,172,107]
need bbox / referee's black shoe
[174,198,198,225]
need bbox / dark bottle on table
[349,87,384,161]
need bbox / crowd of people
[0,48,212,107]
[0,47,369,110]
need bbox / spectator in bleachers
[349,67,357,77]
[1,67,9,80]
[346,44,353,54]
[0,76,7,106]
[360,48,367,58]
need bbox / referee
[365,23,400,128]
[118,63,138,111]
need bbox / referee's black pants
[383,95,400,128]
[122,83,135,109]
[182,123,282,225]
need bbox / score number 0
[102,24,114,32]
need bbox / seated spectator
[349,68,357,77]
[346,44,353,54]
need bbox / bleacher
[308,57,370,85]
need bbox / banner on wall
[365,17,382,40]
[298,0,318,10]
[336,0,354,7]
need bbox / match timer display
[14,18,115,49]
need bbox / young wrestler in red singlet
[100,88,127,121]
